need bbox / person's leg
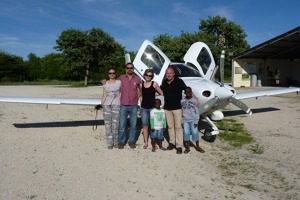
[150,130,157,152]
[111,105,120,147]
[183,122,190,142]
[191,122,199,142]
[103,105,113,148]
[165,110,175,149]
[128,105,138,146]
[157,129,166,150]
[195,140,205,153]
[191,122,204,153]
[140,107,150,149]
[184,141,190,154]
[118,105,128,146]
[173,109,183,149]
[183,121,191,153]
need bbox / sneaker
[129,144,136,149]
[108,146,113,150]
[176,148,182,154]
[152,148,156,152]
[118,144,124,149]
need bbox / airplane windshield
[197,47,212,74]
[170,64,202,78]
[141,45,165,75]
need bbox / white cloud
[171,3,198,17]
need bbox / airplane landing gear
[202,130,217,143]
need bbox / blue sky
[0,0,299,60]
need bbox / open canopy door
[183,42,216,80]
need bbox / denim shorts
[183,121,199,141]
[150,129,164,140]
[140,107,153,126]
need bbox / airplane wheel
[202,132,217,143]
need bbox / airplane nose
[214,87,234,99]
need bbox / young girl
[102,68,121,149]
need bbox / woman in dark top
[139,69,163,149]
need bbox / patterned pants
[103,105,120,146]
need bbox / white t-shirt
[103,80,121,105]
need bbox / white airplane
[131,40,300,142]
[0,40,299,142]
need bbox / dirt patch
[0,86,299,199]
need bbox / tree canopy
[55,28,125,85]
[0,16,250,84]
[153,16,250,78]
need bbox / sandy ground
[0,85,299,200]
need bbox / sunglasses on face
[126,67,134,69]
[145,74,153,77]
[108,72,115,74]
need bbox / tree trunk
[84,64,89,86]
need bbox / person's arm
[163,114,167,129]
[101,79,107,85]
[194,99,200,126]
[192,92,200,107]
[101,85,106,106]
[150,111,154,130]
[138,83,143,105]
[153,82,164,96]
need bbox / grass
[215,118,254,148]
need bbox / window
[141,45,165,75]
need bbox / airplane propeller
[199,50,252,115]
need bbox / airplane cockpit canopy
[169,63,202,78]
[141,45,165,75]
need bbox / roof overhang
[233,26,300,60]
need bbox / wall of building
[232,59,300,87]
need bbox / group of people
[101,63,205,154]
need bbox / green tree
[55,28,124,85]
[0,51,26,82]
[154,31,211,62]
[199,16,250,77]
[40,53,63,80]
[26,53,41,81]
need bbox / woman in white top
[102,68,121,149]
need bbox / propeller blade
[125,53,131,64]
[199,96,219,115]
[220,50,225,87]
[229,97,252,115]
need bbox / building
[232,26,300,87]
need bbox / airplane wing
[235,87,300,100]
[0,96,101,106]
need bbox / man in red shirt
[118,63,142,149]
